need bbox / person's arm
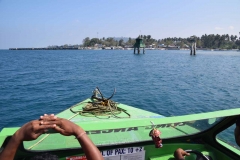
[41,115,104,160]
[0,132,22,160]
[174,148,190,160]
[75,129,103,160]
[235,126,240,146]
[235,117,240,146]
[0,120,55,160]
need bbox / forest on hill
[82,34,240,49]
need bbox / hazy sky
[0,0,239,49]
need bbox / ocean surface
[1,50,240,130]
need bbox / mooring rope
[70,99,131,118]
[28,88,130,150]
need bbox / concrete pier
[9,47,80,50]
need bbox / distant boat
[102,47,111,50]
[145,48,155,50]
[93,48,102,50]
[158,48,166,50]
[124,48,133,50]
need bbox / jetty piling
[194,42,196,55]
[189,36,197,55]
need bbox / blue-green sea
[1,50,240,130]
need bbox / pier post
[138,47,140,54]
[192,43,194,55]
[190,43,193,55]
[189,36,197,55]
[143,47,145,54]
[134,48,136,54]
[194,42,196,55]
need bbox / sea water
[1,50,240,130]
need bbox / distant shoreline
[8,47,239,51]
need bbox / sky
[0,0,239,49]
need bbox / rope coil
[70,87,130,118]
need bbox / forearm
[0,134,21,160]
[234,127,240,146]
[174,148,188,160]
[174,156,185,160]
[77,134,103,160]
[46,117,104,160]
[175,158,185,160]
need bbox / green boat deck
[1,99,240,159]
[24,99,166,151]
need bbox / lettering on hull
[85,122,186,135]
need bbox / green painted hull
[1,98,240,159]
[25,99,165,150]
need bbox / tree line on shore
[82,34,240,49]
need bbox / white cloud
[215,27,223,30]
[229,26,234,30]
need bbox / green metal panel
[21,99,240,151]
[1,98,240,160]
[216,138,240,155]
[134,37,145,48]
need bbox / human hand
[174,148,190,160]
[40,114,84,137]
[40,114,103,160]
[14,119,56,142]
